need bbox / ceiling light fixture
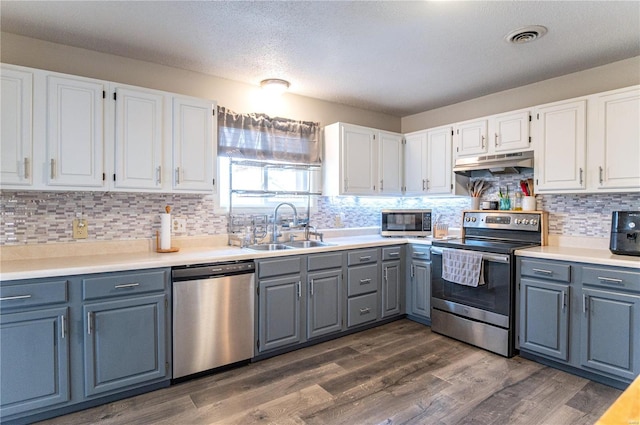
[260,78,290,94]
[505,25,548,44]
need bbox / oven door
[430,247,512,320]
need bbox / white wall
[0,32,401,132]
[401,56,640,133]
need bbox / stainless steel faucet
[272,202,298,243]
[305,224,324,242]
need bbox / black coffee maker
[610,211,640,256]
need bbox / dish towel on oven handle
[442,248,485,287]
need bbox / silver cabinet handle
[87,312,93,335]
[297,281,301,299]
[582,294,588,314]
[598,276,623,285]
[579,168,583,185]
[383,267,388,281]
[380,180,384,191]
[425,179,430,190]
[156,165,162,184]
[561,291,567,311]
[388,252,400,257]
[359,278,372,285]
[532,268,553,275]
[359,256,371,262]
[414,251,427,256]
[481,135,485,148]
[114,282,140,289]
[24,157,30,179]
[422,179,426,191]
[494,133,498,147]
[175,167,181,184]
[0,294,32,301]
[310,279,314,296]
[410,264,415,278]
[50,158,56,179]
[61,314,66,339]
[599,166,604,184]
[359,307,371,315]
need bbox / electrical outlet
[73,219,88,239]
[173,218,186,233]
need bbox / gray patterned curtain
[218,106,321,164]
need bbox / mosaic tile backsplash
[1,186,638,245]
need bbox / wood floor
[36,319,622,425]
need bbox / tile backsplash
[0,189,638,245]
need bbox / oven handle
[430,247,510,264]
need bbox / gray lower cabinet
[381,246,404,319]
[257,257,303,353]
[83,294,167,396]
[307,269,342,339]
[519,278,570,360]
[518,257,640,386]
[406,244,431,320]
[346,248,379,328]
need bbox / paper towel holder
[156,230,179,253]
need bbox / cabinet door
[409,259,431,318]
[114,86,164,190]
[307,269,342,339]
[580,288,640,380]
[455,119,488,157]
[341,123,377,195]
[1,66,33,187]
[403,131,427,195]
[519,278,569,361]
[47,75,105,188]
[425,126,453,195]
[258,275,302,352]
[493,110,531,153]
[84,294,167,397]
[378,131,403,195]
[0,307,69,417]
[172,97,215,192]
[382,260,401,318]
[534,100,587,192]
[591,87,640,191]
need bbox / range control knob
[531,219,538,226]
[514,219,521,225]
[522,219,529,225]
[465,217,471,222]
[471,217,477,222]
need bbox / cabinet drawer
[382,246,402,261]
[307,252,342,271]
[347,293,378,327]
[582,266,640,293]
[521,259,571,282]
[258,257,301,278]
[347,248,378,265]
[0,280,68,309]
[83,270,167,300]
[411,246,431,260]
[347,264,378,296]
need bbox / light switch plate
[73,219,88,239]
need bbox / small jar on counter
[514,192,523,211]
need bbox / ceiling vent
[505,25,548,44]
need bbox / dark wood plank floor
[36,319,622,425]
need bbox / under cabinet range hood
[453,150,534,176]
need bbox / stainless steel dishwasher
[171,260,255,380]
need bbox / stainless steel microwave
[381,209,432,237]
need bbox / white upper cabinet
[113,85,166,191]
[425,125,453,194]
[172,97,216,193]
[378,130,403,195]
[404,126,454,196]
[492,110,531,152]
[533,99,587,192]
[455,110,531,158]
[47,74,106,188]
[455,119,488,157]
[588,86,640,191]
[1,65,33,187]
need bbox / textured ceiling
[1,1,639,117]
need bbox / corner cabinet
[323,122,403,196]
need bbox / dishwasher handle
[172,261,255,281]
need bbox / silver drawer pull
[359,307,371,315]
[532,268,553,275]
[210,268,223,273]
[359,256,372,261]
[114,282,140,289]
[0,294,32,301]
[87,312,93,335]
[414,251,427,256]
[359,278,372,285]
[388,252,400,257]
[597,277,623,285]
[61,314,66,339]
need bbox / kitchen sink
[284,240,335,249]
[246,243,293,251]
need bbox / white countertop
[0,235,434,282]
[515,245,640,269]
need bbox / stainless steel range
[430,211,546,357]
